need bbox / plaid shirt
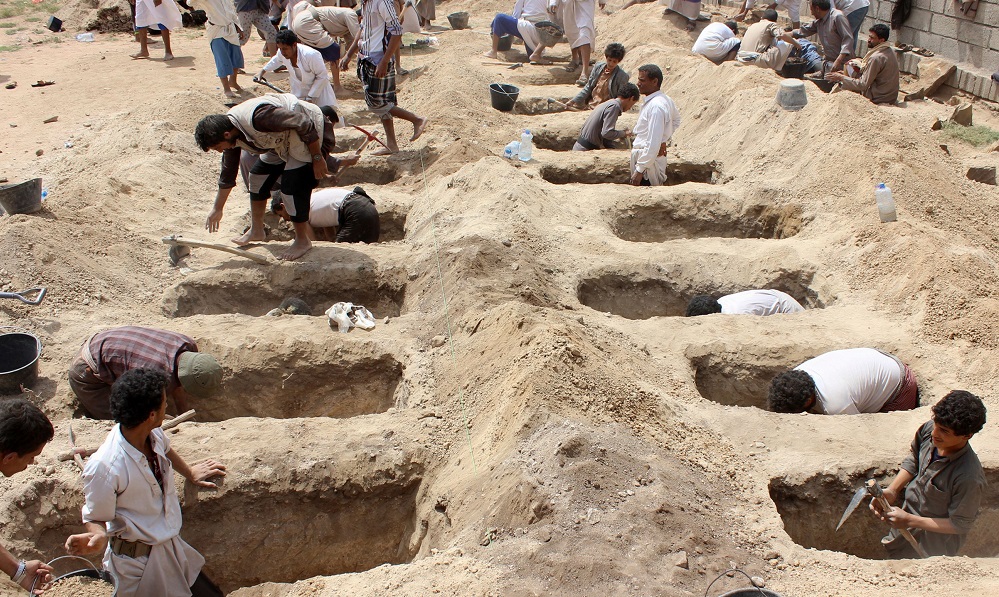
[87,326,197,393]
[359,0,402,64]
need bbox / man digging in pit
[0,399,55,594]
[68,326,223,420]
[767,347,919,415]
[630,64,681,186]
[571,83,640,151]
[66,369,227,597]
[871,390,987,557]
[196,94,357,261]
[685,289,804,316]
[271,186,380,243]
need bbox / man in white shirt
[685,289,804,316]
[339,0,429,154]
[271,186,380,243]
[692,20,740,64]
[629,64,681,186]
[291,2,361,94]
[768,348,920,414]
[484,0,553,63]
[66,369,227,597]
[255,29,337,109]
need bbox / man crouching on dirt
[871,390,987,557]
[195,95,357,261]
[66,369,227,597]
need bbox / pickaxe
[837,478,929,558]
[348,124,390,152]
[253,76,286,94]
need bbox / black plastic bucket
[447,12,469,30]
[705,569,782,597]
[497,35,513,51]
[46,16,62,32]
[489,83,519,112]
[0,330,42,395]
[30,555,118,596]
[0,178,42,215]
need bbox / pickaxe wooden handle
[350,124,389,151]
[162,235,271,265]
[867,480,930,558]
[68,424,86,471]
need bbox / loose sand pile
[1,1,998,596]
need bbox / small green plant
[0,21,16,28]
[0,44,19,52]
[942,122,999,147]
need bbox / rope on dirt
[419,146,478,473]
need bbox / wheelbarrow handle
[0,287,46,305]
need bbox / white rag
[326,302,376,333]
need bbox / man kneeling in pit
[272,186,379,243]
[767,347,918,414]
[66,369,227,597]
[685,289,804,317]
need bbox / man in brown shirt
[826,24,898,104]
[871,390,987,557]
[742,9,800,71]
[792,0,853,71]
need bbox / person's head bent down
[685,294,722,317]
[868,23,889,47]
[111,368,169,430]
[809,0,831,19]
[767,369,816,413]
[604,43,626,70]
[0,398,54,477]
[194,114,240,152]
[276,29,299,60]
[617,83,641,112]
[176,351,223,401]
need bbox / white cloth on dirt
[135,0,183,31]
[630,90,681,183]
[692,21,740,62]
[82,426,204,597]
[263,44,337,107]
[718,289,804,316]
[189,0,242,45]
[326,302,376,332]
[795,348,904,415]
[556,0,596,49]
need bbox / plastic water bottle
[518,129,533,162]
[40,188,48,201]
[874,183,896,223]
[503,141,520,159]
[75,32,94,42]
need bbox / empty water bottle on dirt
[874,183,896,223]
[75,32,94,42]
[503,140,520,159]
[519,129,533,162]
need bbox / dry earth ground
[1,0,999,595]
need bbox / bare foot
[163,53,174,61]
[483,50,498,59]
[371,147,397,156]
[279,238,312,261]
[411,117,429,142]
[131,52,150,60]
[232,229,266,246]
[224,90,237,98]
[232,83,243,93]
[333,86,346,96]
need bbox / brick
[954,21,990,46]
[930,0,947,13]
[906,8,933,31]
[932,15,959,39]
[991,29,999,52]
[938,35,961,60]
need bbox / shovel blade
[836,485,870,531]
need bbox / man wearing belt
[196,94,355,261]
[571,83,639,152]
[767,347,919,414]
[272,186,380,243]
[629,64,681,186]
[66,369,227,597]
[1,399,55,594]
[871,390,987,557]
[68,326,222,420]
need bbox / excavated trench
[692,357,789,409]
[1,479,97,568]
[206,350,405,421]
[577,268,825,320]
[611,195,805,242]
[539,159,720,185]
[185,476,424,592]
[162,262,407,318]
[770,469,999,559]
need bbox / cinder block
[938,35,961,60]
[907,8,933,31]
[990,28,999,52]
[930,0,947,13]
[954,22,990,47]
[932,15,960,38]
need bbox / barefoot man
[195,95,356,260]
[339,0,428,155]
[131,0,183,60]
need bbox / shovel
[837,478,928,558]
[0,287,46,305]
[253,76,286,94]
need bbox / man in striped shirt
[68,326,222,419]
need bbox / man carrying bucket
[66,369,227,597]
[0,399,55,594]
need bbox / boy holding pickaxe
[872,390,987,557]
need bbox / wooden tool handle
[161,236,271,265]
[873,492,930,559]
[162,409,197,431]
